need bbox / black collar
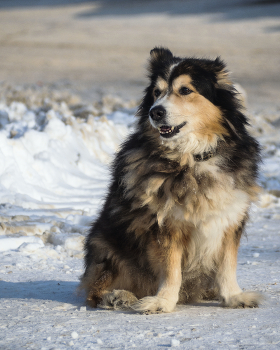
[193,150,215,162]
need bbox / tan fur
[132,238,183,313]
[166,75,229,139]
[215,223,262,307]
[154,76,168,94]
[216,68,232,89]
[81,265,113,308]
[149,76,229,159]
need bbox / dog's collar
[193,151,215,162]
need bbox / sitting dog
[80,47,262,313]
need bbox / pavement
[0,0,280,109]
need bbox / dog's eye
[154,89,161,98]
[179,87,192,95]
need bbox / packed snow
[0,95,280,349]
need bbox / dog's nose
[149,106,166,122]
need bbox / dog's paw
[222,291,264,308]
[98,290,138,310]
[131,296,176,314]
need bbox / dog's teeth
[158,126,175,135]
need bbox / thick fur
[80,48,262,313]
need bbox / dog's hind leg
[99,289,138,310]
[81,260,139,310]
[215,223,263,308]
[132,242,183,314]
[80,262,114,308]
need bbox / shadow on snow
[0,280,82,306]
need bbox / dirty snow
[0,96,280,350]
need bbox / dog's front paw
[98,290,138,310]
[131,296,176,314]
[222,291,264,308]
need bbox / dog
[80,47,262,313]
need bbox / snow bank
[0,99,135,255]
[0,236,43,252]
[0,101,134,207]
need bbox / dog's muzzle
[149,105,186,138]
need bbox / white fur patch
[222,291,264,308]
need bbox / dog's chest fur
[122,153,250,269]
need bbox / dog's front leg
[132,242,182,314]
[215,223,263,308]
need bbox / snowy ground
[0,92,280,349]
[0,0,280,348]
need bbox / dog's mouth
[157,122,186,138]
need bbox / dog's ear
[214,57,246,106]
[213,57,233,88]
[150,47,173,61]
[148,47,174,73]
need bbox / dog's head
[138,48,245,154]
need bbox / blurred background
[0,0,280,109]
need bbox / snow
[71,332,79,340]
[0,98,280,349]
[171,338,181,347]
